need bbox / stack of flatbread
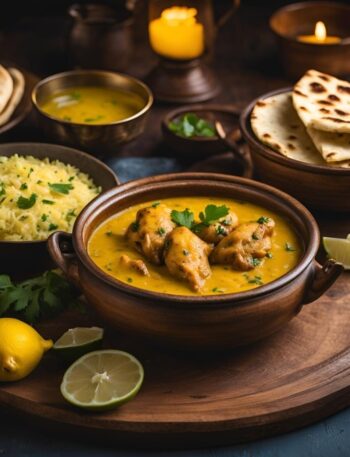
[251,69,350,169]
[0,65,25,127]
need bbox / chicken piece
[164,227,212,292]
[126,204,175,265]
[211,219,275,271]
[119,254,149,276]
[196,211,239,245]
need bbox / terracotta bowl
[240,87,350,212]
[32,70,153,157]
[270,2,350,78]
[48,173,342,351]
[0,143,119,279]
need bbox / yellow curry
[40,86,144,124]
[88,197,301,296]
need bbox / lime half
[61,350,144,411]
[53,327,104,362]
[323,234,350,270]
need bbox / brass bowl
[32,70,153,157]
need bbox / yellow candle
[149,6,205,60]
[298,21,341,44]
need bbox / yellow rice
[0,154,100,241]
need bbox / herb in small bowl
[168,113,216,139]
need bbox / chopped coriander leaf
[105,231,113,237]
[171,208,194,229]
[20,183,28,190]
[285,242,296,252]
[37,180,42,184]
[244,274,264,285]
[49,183,74,195]
[183,249,189,256]
[212,287,224,293]
[42,199,54,205]
[66,209,76,222]
[0,182,5,197]
[27,167,34,178]
[63,116,72,121]
[199,205,229,226]
[49,223,58,231]
[152,201,160,208]
[84,115,105,123]
[266,252,273,259]
[68,176,75,182]
[157,227,166,236]
[168,113,216,139]
[127,277,133,283]
[41,214,48,222]
[251,258,261,267]
[17,193,37,209]
[216,225,226,236]
[257,216,270,224]
[131,221,139,232]
[252,233,259,240]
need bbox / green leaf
[42,199,54,205]
[171,209,194,229]
[0,275,13,289]
[285,242,296,252]
[199,205,229,226]
[23,289,41,323]
[49,223,58,231]
[257,216,270,224]
[168,113,216,139]
[17,193,37,209]
[20,183,28,190]
[49,183,74,195]
[0,182,5,197]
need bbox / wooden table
[0,1,349,455]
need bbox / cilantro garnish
[0,271,82,324]
[152,201,160,208]
[49,183,74,195]
[157,227,166,236]
[42,199,54,205]
[199,205,229,226]
[171,208,194,229]
[0,182,5,197]
[168,113,216,138]
[131,221,140,232]
[257,216,270,224]
[49,223,58,231]
[17,193,37,209]
[20,183,28,190]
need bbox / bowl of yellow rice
[0,143,118,278]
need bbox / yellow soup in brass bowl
[88,197,301,296]
[40,86,145,124]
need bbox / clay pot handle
[47,231,80,288]
[303,259,343,304]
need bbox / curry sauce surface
[88,197,301,296]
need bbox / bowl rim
[240,87,350,176]
[72,172,320,305]
[32,69,154,127]
[0,142,119,247]
[269,1,350,45]
[162,104,240,144]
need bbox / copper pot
[48,173,342,350]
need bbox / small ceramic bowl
[162,104,240,156]
[48,172,342,351]
[0,143,119,279]
[240,87,350,212]
[32,70,153,157]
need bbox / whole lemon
[0,318,53,382]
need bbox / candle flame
[315,21,327,41]
[161,7,198,24]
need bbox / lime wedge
[61,350,144,411]
[323,234,350,270]
[53,327,104,362]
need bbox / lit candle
[149,6,205,60]
[298,21,341,44]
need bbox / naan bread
[307,127,350,163]
[0,68,25,127]
[293,69,350,133]
[0,65,13,113]
[251,92,324,165]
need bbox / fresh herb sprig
[0,271,82,324]
[168,113,216,139]
[49,183,74,195]
[171,208,195,229]
[171,205,230,233]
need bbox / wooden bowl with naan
[240,81,350,212]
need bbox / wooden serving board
[0,213,349,448]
